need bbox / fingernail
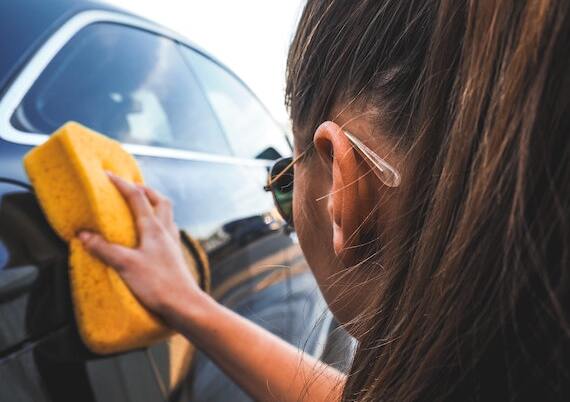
[105,170,116,178]
[79,231,92,242]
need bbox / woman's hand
[77,174,345,402]
[77,172,205,324]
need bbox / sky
[108,0,306,126]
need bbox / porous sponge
[24,121,189,354]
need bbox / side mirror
[255,146,282,161]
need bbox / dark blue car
[0,1,353,401]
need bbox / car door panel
[0,348,53,402]
[0,183,69,355]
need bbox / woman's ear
[314,121,376,266]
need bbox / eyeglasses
[264,129,401,228]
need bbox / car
[0,1,351,401]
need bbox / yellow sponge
[23,121,202,354]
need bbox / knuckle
[127,186,143,201]
[152,187,164,198]
[155,221,169,235]
[138,215,151,227]
[83,234,100,250]
[153,222,170,239]
[161,197,172,208]
[141,216,160,232]
[120,252,137,268]
[155,193,171,208]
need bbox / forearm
[165,291,345,402]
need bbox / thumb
[78,231,136,271]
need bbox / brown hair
[286,1,569,401]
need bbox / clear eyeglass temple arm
[343,130,401,188]
[266,130,402,189]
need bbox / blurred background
[109,0,306,128]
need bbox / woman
[79,0,569,400]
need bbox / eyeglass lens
[270,157,294,225]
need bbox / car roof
[0,1,114,92]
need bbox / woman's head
[285,0,435,326]
[286,0,569,400]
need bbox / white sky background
[107,0,306,126]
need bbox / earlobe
[314,121,373,266]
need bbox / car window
[142,158,275,241]
[11,23,231,155]
[181,47,291,160]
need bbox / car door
[0,10,320,402]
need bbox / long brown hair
[286,1,569,401]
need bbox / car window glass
[181,47,290,160]
[11,23,231,155]
[143,160,275,241]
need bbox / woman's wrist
[159,284,218,337]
